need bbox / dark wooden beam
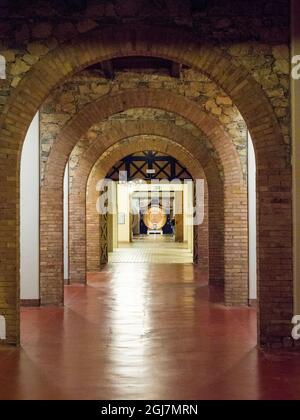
[101,60,115,79]
[106,151,192,181]
[170,62,182,78]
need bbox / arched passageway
[41,90,246,306]
[0,26,292,348]
[83,135,209,271]
[67,121,223,285]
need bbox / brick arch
[41,90,245,307]
[91,136,204,183]
[0,25,291,346]
[85,135,209,275]
[44,89,243,188]
[67,122,222,286]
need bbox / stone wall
[0,0,290,162]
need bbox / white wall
[20,112,40,301]
[0,54,6,79]
[117,184,131,243]
[64,164,69,281]
[248,133,257,300]
[184,185,188,241]
[0,316,6,340]
[112,181,118,249]
[183,182,194,252]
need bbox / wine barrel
[143,205,167,230]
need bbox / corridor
[1,0,300,402]
[0,264,299,400]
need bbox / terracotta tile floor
[109,237,193,263]
[1,263,300,400]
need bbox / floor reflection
[0,264,299,400]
